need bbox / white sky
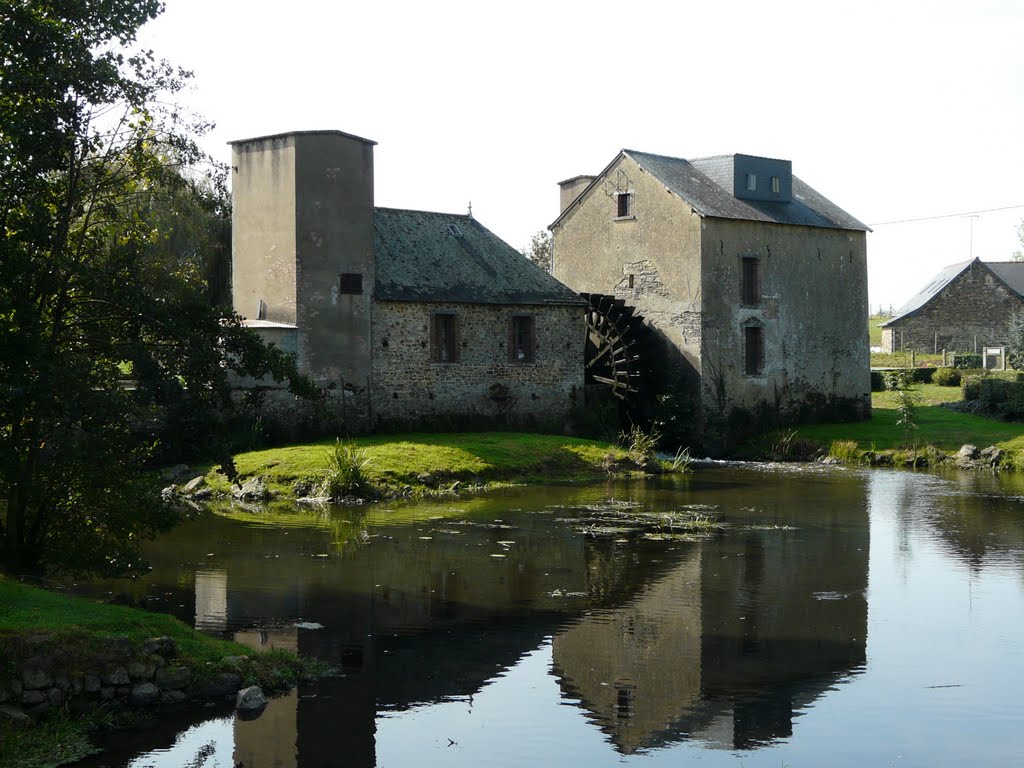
[140,0,1024,313]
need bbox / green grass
[796,386,1024,452]
[205,432,637,496]
[868,314,885,347]
[0,576,323,768]
[0,576,250,667]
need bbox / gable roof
[551,150,868,232]
[374,208,585,306]
[880,258,1024,327]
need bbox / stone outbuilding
[230,130,586,431]
[551,150,870,430]
[879,257,1024,359]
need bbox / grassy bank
[771,382,1024,464]
[0,576,323,768]
[200,432,649,499]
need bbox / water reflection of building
[101,476,871,765]
[552,503,869,754]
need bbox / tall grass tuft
[321,439,373,499]
[828,439,861,464]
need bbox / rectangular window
[616,192,633,218]
[339,273,363,294]
[431,313,459,363]
[746,173,757,192]
[741,256,759,305]
[744,326,764,376]
[771,176,780,194]
[509,315,535,363]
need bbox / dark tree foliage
[0,1,315,576]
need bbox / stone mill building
[551,150,871,429]
[230,129,586,430]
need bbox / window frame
[746,173,757,192]
[615,191,634,219]
[744,324,765,376]
[509,314,535,363]
[430,312,459,364]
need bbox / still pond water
[72,464,1024,767]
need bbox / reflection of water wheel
[583,292,643,399]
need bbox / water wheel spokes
[582,292,643,399]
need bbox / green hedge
[952,353,982,369]
[965,376,1024,420]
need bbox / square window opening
[510,315,535,363]
[339,273,363,294]
[431,313,459,363]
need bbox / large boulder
[235,685,267,714]
[233,477,270,501]
[129,683,160,707]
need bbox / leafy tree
[522,230,552,272]
[1013,219,1024,262]
[0,1,313,576]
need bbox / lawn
[796,383,1024,451]
[205,432,636,496]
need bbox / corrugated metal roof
[880,259,974,326]
[881,259,1024,327]
[374,208,585,306]
[625,151,869,232]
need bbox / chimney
[558,175,596,214]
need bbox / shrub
[952,353,982,369]
[931,367,961,387]
[962,375,983,401]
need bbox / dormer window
[616,192,633,218]
[771,176,780,194]
[746,173,757,192]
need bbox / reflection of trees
[926,473,1024,574]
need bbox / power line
[870,203,1024,227]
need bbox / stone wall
[552,152,870,429]
[880,262,1024,354]
[371,300,585,428]
[700,217,870,421]
[0,636,248,726]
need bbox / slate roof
[552,150,868,232]
[881,258,1024,326]
[373,208,585,306]
[628,151,869,231]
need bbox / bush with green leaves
[952,353,982,369]
[931,367,962,387]
[883,371,922,445]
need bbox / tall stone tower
[230,130,376,391]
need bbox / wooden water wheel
[582,292,643,399]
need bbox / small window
[744,326,764,376]
[741,256,759,306]
[431,313,459,363]
[771,176,780,194]
[746,173,757,192]
[509,315,535,363]
[339,273,363,294]
[616,192,633,218]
